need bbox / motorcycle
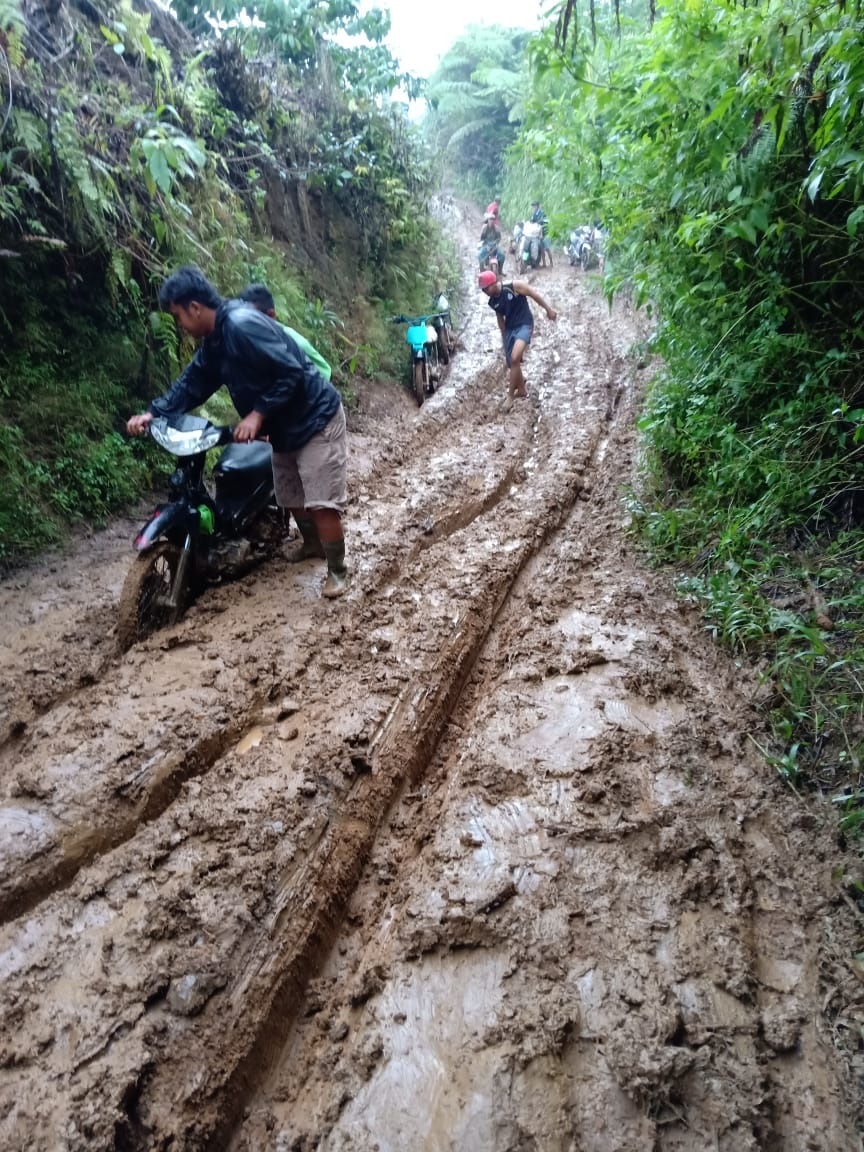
[118,415,286,648]
[478,242,500,276]
[566,226,592,266]
[392,311,449,406]
[510,221,523,255]
[577,225,607,272]
[431,290,456,366]
[517,220,543,273]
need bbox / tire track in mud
[231,337,861,1152]
[138,323,620,1148]
[0,712,251,924]
[0,261,625,1150]
[6,250,857,1149]
[0,520,143,747]
[0,337,529,924]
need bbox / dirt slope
[0,211,861,1150]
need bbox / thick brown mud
[0,211,862,1150]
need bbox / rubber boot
[321,538,348,599]
[284,517,326,563]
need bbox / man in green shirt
[239,283,333,381]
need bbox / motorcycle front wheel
[413,359,428,406]
[117,541,187,650]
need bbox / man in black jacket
[126,266,349,598]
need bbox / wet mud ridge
[1,251,862,1150]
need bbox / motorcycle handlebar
[391,313,447,326]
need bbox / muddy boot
[284,518,326,563]
[322,539,349,599]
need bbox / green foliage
[52,432,148,518]
[0,426,59,562]
[424,25,532,191]
[131,113,207,197]
[0,0,440,561]
[509,0,864,794]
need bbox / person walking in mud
[126,265,349,599]
[478,271,557,410]
[238,283,333,383]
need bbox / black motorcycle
[118,414,285,648]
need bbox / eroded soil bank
[0,214,862,1150]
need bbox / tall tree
[423,25,531,191]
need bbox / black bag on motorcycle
[213,442,275,533]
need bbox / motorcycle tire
[437,328,450,366]
[117,541,187,650]
[413,359,427,406]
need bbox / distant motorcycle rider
[484,194,501,224]
[478,214,506,274]
[530,201,553,268]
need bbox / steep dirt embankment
[0,210,861,1150]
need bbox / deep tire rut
[0,239,860,1151]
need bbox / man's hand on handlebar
[126,412,154,436]
[234,410,265,443]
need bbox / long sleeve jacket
[150,300,341,452]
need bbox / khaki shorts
[271,405,348,512]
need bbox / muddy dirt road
[1,217,862,1150]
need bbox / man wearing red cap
[478,271,557,409]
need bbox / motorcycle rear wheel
[413,359,427,406]
[118,541,187,650]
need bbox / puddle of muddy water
[0,805,57,868]
[283,952,511,1152]
[235,727,265,755]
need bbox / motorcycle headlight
[151,416,224,456]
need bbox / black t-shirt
[488,283,533,330]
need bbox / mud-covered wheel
[413,359,427,406]
[437,328,450,366]
[118,542,185,650]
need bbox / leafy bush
[514,0,864,800]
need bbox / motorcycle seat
[215,441,273,477]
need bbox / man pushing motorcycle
[126,265,349,599]
[478,270,557,410]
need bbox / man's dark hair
[238,283,275,313]
[158,265,222,311]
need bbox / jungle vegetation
[419,0,864,817]
[423,24,532,196]
[0,0,453,560]
[505,0,864,812]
